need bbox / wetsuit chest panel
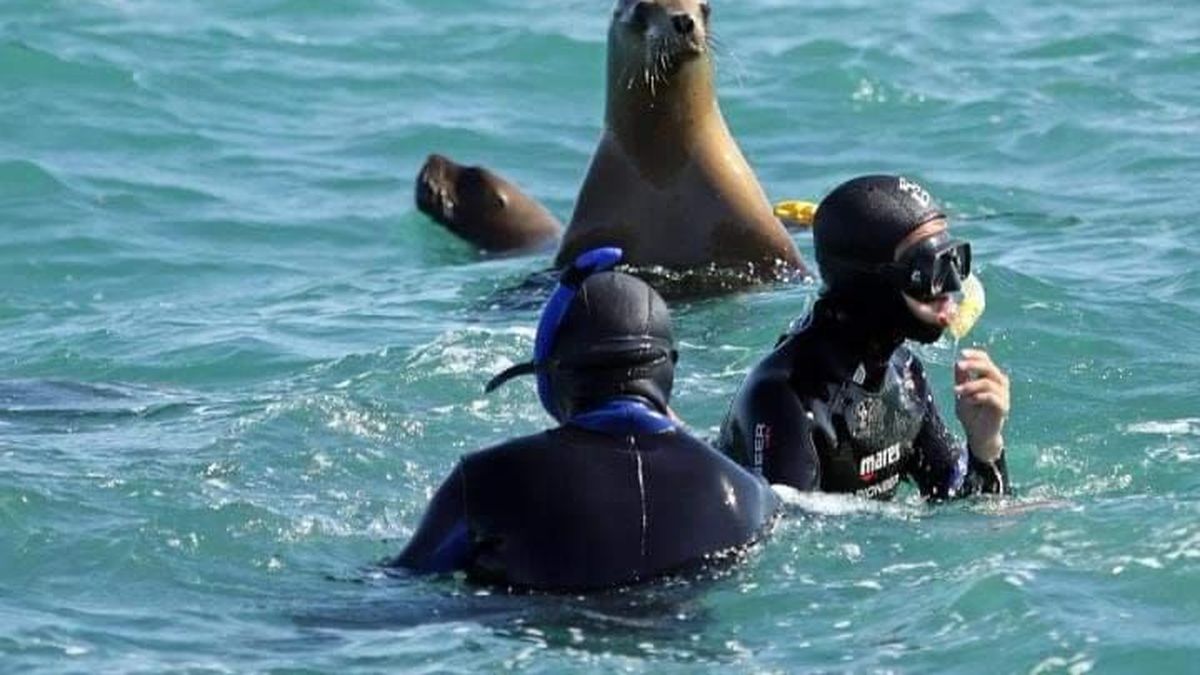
[818,355,926,497]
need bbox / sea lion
[415,154,562,253]
[415,0,805,282]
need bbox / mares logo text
[859,443,902,479]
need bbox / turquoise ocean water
[2,0,1198,671]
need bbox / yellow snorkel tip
[774,200,818,228]
[949,274,986,340]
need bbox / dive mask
[822,229,971,302]
[891,230,971,302]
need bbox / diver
[390,248,780,591]
[718,175,1011,500]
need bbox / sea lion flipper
[415,154,562,254]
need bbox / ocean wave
[1126,418,1200,437]
[0,159,72,201]
[0,40,137,90]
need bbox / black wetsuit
[718,303,1008,500]
[392,412,780,591]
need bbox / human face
[896,220,964,330]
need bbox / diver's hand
[954,349,1009,463]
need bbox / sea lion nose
[671,14,695,35]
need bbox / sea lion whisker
[653,40,675,83]
[656,44,674,92]
[727,47,749,90]
[707,31,747,90]
[650,41,671,96]
[619,58,637,91]
[643,45,654,91]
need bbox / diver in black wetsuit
[391,248,780,591]
[718,175,1012,500]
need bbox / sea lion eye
[631,1,652,28]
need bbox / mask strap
[819,252,908,289]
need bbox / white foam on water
[771,484,924,520]
[406,326,538,378]
[1126,418,1200,436]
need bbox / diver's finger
[956,352,1008,386]
[965,391,1009,413]
[954,379,997,398]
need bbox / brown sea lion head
[610,0,712,74]
[415,154,560,251]
[416,154,503,228]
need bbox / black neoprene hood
[810,174,951,345]
[548,271,677,419]
[814,174,946,273]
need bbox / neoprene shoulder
[395,425,780,591]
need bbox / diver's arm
[909,398,1009,498]
[963,448,1009,495]
[387,463,473,573]
[743,381,823,491]
[908,360,1009,499]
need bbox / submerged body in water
[391,423,779,592]
[391,250,779,591]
